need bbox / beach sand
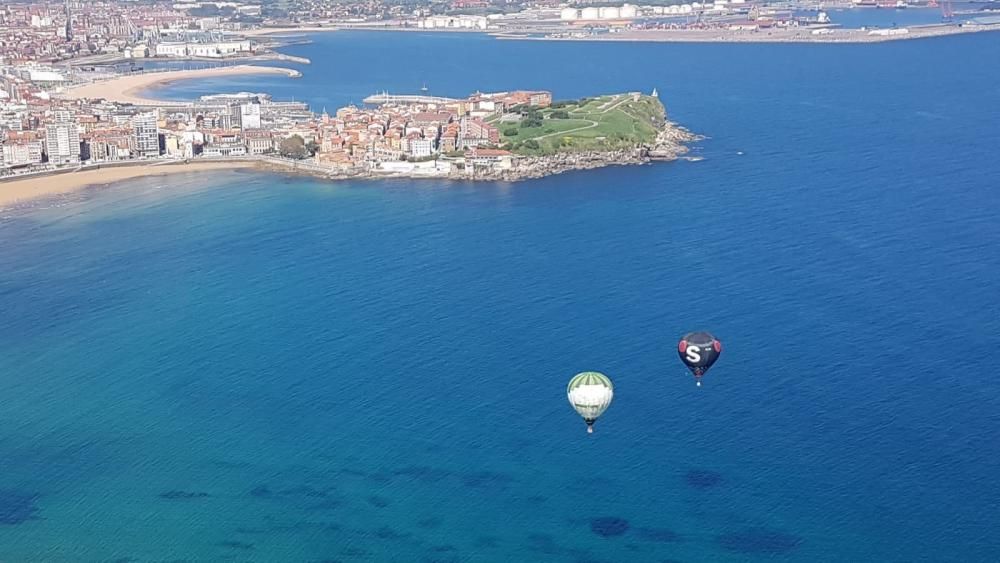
[60,65,300,105]
[0,161,260,208]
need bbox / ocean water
[2,31,1000,562]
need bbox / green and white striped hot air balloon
[567,371,614,434]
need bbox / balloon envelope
[677,331,722,377]
[567,371,614,423]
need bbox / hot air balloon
[567,371,614,434]
[678,332,722,386]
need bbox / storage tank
[560,7,578,20]
[680,4,693,13]
[599,7,620,19]
[668,5,681,14]
[620,4,638,18]
[653,6,664,14]
[581,7,600,19]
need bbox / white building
[239,102,261,129]
[155,43,189,57]
[45,123,81,165]
[132,112,160,157]
[560,8,578,20]
[409,139,433,158]
[2,141,44,168]
[155,40,251,58]
[421,15,488,29]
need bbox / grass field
[498,94,666,156]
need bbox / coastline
[242,26,341,36]
[0,161,260,208]
[59,65,301,105]
[500,23,1000,44]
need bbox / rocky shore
[253,120,702,183]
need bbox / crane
[941,0,955,21]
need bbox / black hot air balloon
[678,331,722,386]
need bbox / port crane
[928,0,955,22]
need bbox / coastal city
[0,0,997,199]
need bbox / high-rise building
[132,112,160,157]
[239,102,262,129]
[64,0,73,41]
[45,122,81,164]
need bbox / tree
[306,140,320,156]
[503,127,519,137]
[279,135,309,160]
[550,110,570,119]
[523,139,540,150]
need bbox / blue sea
[2,31,999,562]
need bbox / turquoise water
[2,31,1000,562]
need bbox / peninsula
[307,89,698,181]
[2,80,698,207]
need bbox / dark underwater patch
[526,533,562,555]
[684,469,724,490]
[158,490,209,500]
[0,489,40,525]
[373,526,409,540]
[392,465,451,483]
[590,516,630,538]
[308,498,344,511]
[430,544,457,552]
[716,527,801,555]
[365,473,392,484]
[218,540,254,550]
[366,495,390,508]
[416,516,443,529]
[281,485,327,498]
[460,470,514,490]
[474,535,500,548]
[527,494,547,504]
[250,485,273,498]
[635,527,681,543]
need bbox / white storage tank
[668,5,681,14]
[620,4,638,18]
[560,7,579,20]
[680,4,694,13]
[581,7,600,19]
[653,6,664,14]
[599,7,620,19]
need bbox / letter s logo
[685,345,701,364]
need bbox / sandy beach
[0,161,260,208]
[60,65,300,105]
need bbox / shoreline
[261,21,1000,44]
[498,23,1000,44]
[242,26,341,36]
[0,161,260,209]
[59,65,301,105]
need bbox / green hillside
[495,93,667,156]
